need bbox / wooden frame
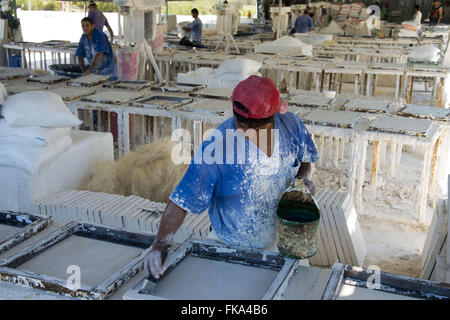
[322,262,450,300]
[102,80,154,91]
[123,239,296,300]
[132,95,193,110]
[0,212,51,255]
[0,221,155,300]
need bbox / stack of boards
[33,189,211,243]
[309,189,367,267]
[421,198,449,283]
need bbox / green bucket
[276,184,321,260]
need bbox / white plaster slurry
[0,224,22,240]
[337,284,420,300]
[20,235,143,287]
[153,256,278,300]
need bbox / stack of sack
[0,86,82,174]
[398,21,419,38]
[177,67,215,86]
[408,45,441,63]
[255,36,313,56]
[330,4,340,20]
[207,58,262,89]
[177,58,262,89]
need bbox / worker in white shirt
[413,5,422,27]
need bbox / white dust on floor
[311,146,436,277]
[153,256,279,300]
[20,235,143,287]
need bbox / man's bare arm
[143,200,187,279]
[152,200,187,251]
[78,57,86,72]
[106,24,114,42]
[296,162,316,195]
[84,52,104,75]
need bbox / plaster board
[302,111,362,128]
[47,87,96,101]
[369,116,434,137]
[67,74,109,87]
[81,90,144,105]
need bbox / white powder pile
[320,21,344,34]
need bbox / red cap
[232,75,288,119]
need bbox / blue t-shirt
[188,17,202,44]
[75,28,117,79]
[294,14,314,33]
[170,112,319,249]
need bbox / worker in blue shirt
[293,10,314,33]
[144,76,319,279]
[75,17,117,80]
[182,8,203,46]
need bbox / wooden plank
[309,190,327,266]
[0,221,155,299]
[341,193,367,267]
[330,192,354,265]
[319,190,340,264]
[325,191,346,263]
[262,258,296,300]
[0,213,52,255]
[274,264,333,300]
[322,262,346,300]
[422,205,448,280]
[421,200,445,269]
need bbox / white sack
[0,118,70,147]
[1,91,82,128]
[0,134,72,173]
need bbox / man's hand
[303,178,316,196]
[143,200,187,279]
[143,245,165,279]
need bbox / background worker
[182,8,203,47]
[143,76,318,279]
[429,1,443,25]
[76,17,117,80]
[292,9,314,34]
[87,1,114,43]
[413,5,422,28]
